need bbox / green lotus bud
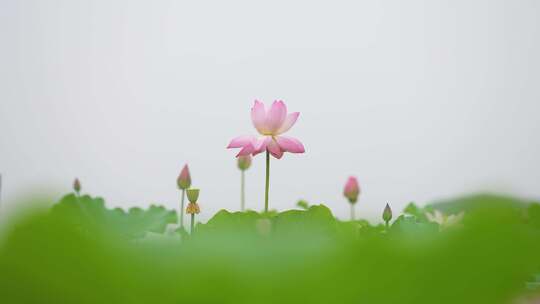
[73,178,81,194]
[237,155,252,171]
[296,200,309,210]
[186,188,199,203]
[383,203,392,223]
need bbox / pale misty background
[1,0,539,223]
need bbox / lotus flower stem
[264,150,270,213]
[180,189,185,228]
[190,213,195,234]
[350,204,355,221]
[241,170,245,211]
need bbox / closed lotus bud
[73,178,81,193]
[177,164,191,190]
[383,203,392,223]
[237,155,252,171]
[186,202,200,214]
[186,188,199,203]
[343,176,360,204]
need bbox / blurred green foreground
[1,194,540,304]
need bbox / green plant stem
[0,174,2,214]
[190,213,195,234]
[350,204,355,221]
[264,150,270,213]
[180,189,185,229]
[241,170,245,211]
[385,221,389,230]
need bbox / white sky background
[0,0,539,223]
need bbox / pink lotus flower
[344,176,360,204]
[227,100,305,159]
[227,99,305,212]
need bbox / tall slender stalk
[190,213,195,234]
[180,189,185,228]
[0,174,2,217]
[241,170,245,211]
[350,204,355,221]
[264,150,270,213]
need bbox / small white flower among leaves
[426,210,465,231]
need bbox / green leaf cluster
[51,193,177,239]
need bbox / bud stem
[350,203,355,221]
[0,174,3,216]
[385,221,389,230]
[241,170,245,211]
[180,189,185,229]
[190,213,195,234]
[264,150,270,213]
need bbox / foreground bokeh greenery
[1,194,540,303]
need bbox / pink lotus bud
[343,176,360,204]
[237,155,252,171]
[73,178,81,194]
[177,164,191,190]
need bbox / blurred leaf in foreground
[51,194,177,239]
[0,194,539,304]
